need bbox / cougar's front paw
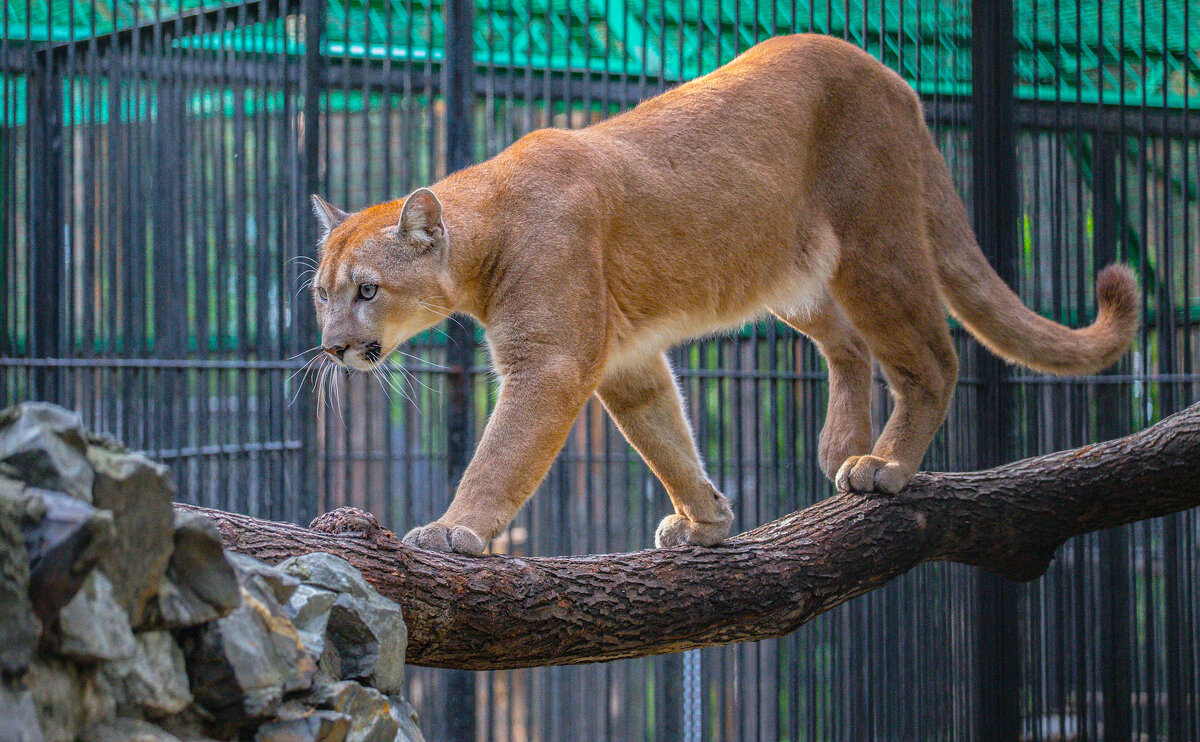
[655,497,734,548]
[402,523,486,556]
[834,455,910,495]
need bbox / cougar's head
[310,188,454,371]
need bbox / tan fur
[310,34,1139,555]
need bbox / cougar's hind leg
[829,247,958,495]
[597,353,734,548]
[773,294,874,483]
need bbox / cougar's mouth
[362,341,383,364]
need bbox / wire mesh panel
[1,0,1198,741]
[0,0,320,523]
[1010,2,1200,740]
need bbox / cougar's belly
[605,252,833,371]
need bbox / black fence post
[27,56,64,402]
[970,1,1021,740]
[298,0,327,524]
[1093,135,1133,742]
[444,0,478,738]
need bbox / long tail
[923,139,1140,376]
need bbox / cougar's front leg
[403,355,600,555]
[597,353,733,548]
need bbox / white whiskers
[389,348,449,371]
[285,298,466,424]
[302,359,344,427]
[417,299,466,331]
[371,364,425,416]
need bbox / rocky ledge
[0,402,424,742]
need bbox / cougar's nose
[323,344,347,360]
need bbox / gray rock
[228,551,300,604]
[0,403,93,502]
[0,683,45,742]
[50,570,136,663]
[17,485,116,625]
[152,706,222,742]
[102,631,193,719]
[0,479,42,674]
[86,436,175,629]
[279,554,407,695]
[305,681,398,742]
[285,585,337,659]
[145,511,241,629]
[278,553,370,599]
[151,578,232,632]
[386,695,426,742]
[317,635,343,681]
[24,654,116,742]
[254,710,351,742]
[325,593,407,695]
[0,410,423,742]
[0,473,46,514]
[0,406,118,627]
[179,578,317,729]
[340,588,405,696]
[79,718,181,742]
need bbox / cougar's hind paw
[402,523,486,556]
[834,455,910,495]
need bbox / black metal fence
[2,0,1198,739]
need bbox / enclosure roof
[4,0,1198,109]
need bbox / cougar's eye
[359,284,377,300]
[318,287,328,302]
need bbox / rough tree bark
[180,401,1200,670]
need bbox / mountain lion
[309,34,1138,555]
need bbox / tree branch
[180,401,1200,670]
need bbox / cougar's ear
[397,188,444,251]
[311,194,349,240]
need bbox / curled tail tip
[1073,262,1140,375]
[1096,263,1141,328]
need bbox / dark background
[2,0,1197,739]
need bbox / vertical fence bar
[299,0,327,524]
[27,53,63,402]
[1094,134,1133,742]
[970,0,1020,739]
[444,0,478,736]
